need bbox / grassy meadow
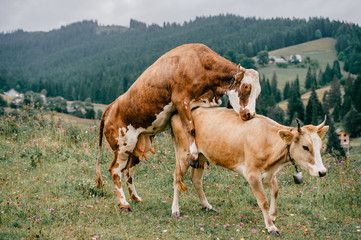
[0,109,360,239]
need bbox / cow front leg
[247,174,280,236]
[269,176,279,222]
[123,155,143,202]
[172,98,199,168]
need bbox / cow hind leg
[268,176,279,222]
[109,151,132,211]
[190,158,215,212]
[123,155,143,202]
[171,118,191,217]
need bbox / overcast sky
[0,0,360,32]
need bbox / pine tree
[305,67,313,89]
[344,105,361,137]
[287,77,304,123]
[328,77,342,109]
[271,72,281,102]
[305,87,323,124]
[332,60,342,79]
[351,74,361,112]
[326,120,346,158]
[332,103,341,122]
[283,81,290,100]
[320,63,333,86]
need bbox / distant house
[4,89,20,98]
[336,129,350,146]
[274,58,286,64]
[289,54,302,63]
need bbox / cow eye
[244,85,248,89]
[303,146,309,151]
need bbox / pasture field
[258,38,339,90]
[0,109,360,239]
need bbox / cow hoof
[269,230,280,237]
[202,207,217,213]
[171,212,180,218]
[122,207,132,213]
[116,204,132,212]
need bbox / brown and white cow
[95,44,261,211]
[170,107,328,236]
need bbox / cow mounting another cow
[95,44,261,211]
[170,107,328,236]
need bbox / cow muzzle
[319,170,327,177]
[240,109,255,121]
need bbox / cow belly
[143,102,176,135]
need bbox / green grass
[258,38,339,90]
[1,109,360,239]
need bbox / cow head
[227,66,261,121]
[278,117,329,177]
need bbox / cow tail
[96,106,109,189]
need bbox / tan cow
[170,107,328,236]
[95,44,261,211]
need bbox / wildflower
[50,208,54,211]
[35,219,40,222]
[93,236,99,239]
[200,228,204,231]
[252,229,257,233]
[156,226,160,228]
[162,201,166,203]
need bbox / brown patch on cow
[111,173,122,189]
[120,129,125,137]
[239,84,251,108]
[127,177,133,184]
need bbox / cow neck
[286,144,300,173]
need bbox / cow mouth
[240,110,255,121]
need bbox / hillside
[0,16,355,104]
[257,38,338,90]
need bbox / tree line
[0,16,358,104]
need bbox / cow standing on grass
[95,44,261,211]
[171,107,328,236]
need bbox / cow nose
[240,109,253,121]
[318,171,327,177]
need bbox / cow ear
[317,126,329,139]
[278,130,294,144]
[235,69,246,83]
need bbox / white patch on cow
[117,125,143,157]
[226,89,241,113]
[308,132,327,177]
[190,141,198,159]
[189,97,222,109]
[241,70,261,115]
[145,102,176,134]
[115,185,130,206]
